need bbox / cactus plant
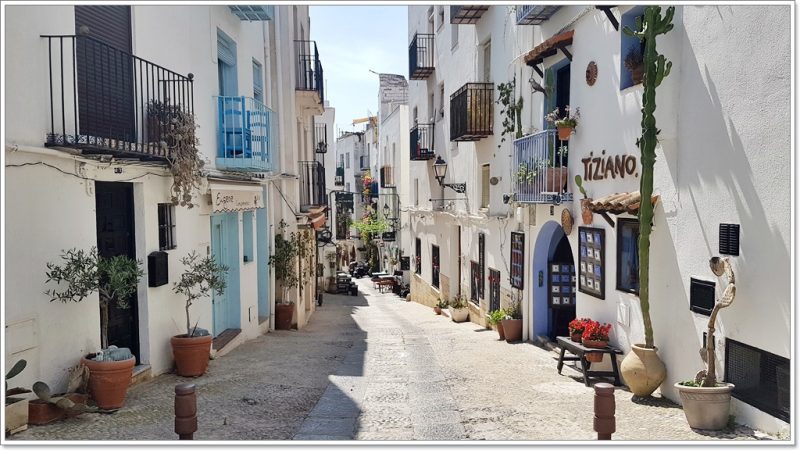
[5,359,31,399]
[622,5,674,349]
[574,175,588,199]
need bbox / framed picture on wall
[578,226,606,299]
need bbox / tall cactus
[623,6,674,349]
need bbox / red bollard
[174,383,197,440]
[594,382,615,440]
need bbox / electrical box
[148,251,169,287]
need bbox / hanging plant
[496,78,524,148]
[150,102,204,209]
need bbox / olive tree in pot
[171,251,228,377]
[269,220,299,330]
[45,248,143,410]
[674,257,737,430]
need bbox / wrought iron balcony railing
[295,40,324,104]
[370,180,379,198]
[43,35,194,160]
[299,160,327,211]
[216,96,276,172]
[314,123,328,153]
[450,82,493,142]
[512,129,573,204]
[450,5,489,24]
[409,33,434,80]
[410,123,435,160]
[334,165,344,186]
[516,5,562,25]
[380,165,395,188]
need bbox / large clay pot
[496,321,506,340]
[450,307,469,323]
[543,167,569,192]
[674,382,735,430]
[580,198,593,225]
[171,334,213,377]
[275,303,294,330]
[620,344,667,397]
[501,319,522,342]
[81,356,135,410]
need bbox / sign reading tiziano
[211,188,263,213]
[580,150,639,181]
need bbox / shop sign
[212,189,263,212]
[581,150,638,181]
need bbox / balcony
[410,123,435,160]
[228,5,274,21]
[314,123,328,153]
[450,83,493,142]
[299,161,327,212]
[512,129,573,204]
[516,5,561,25]
[295,40,324,114]
[380,166,395,188]
[334,166,344,186]
[450,5,489,24]
[409,33,434,80]
[216,96,276,172]
[370,181,379,198]
[43,35,194,160]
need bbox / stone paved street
[12,279,781,442]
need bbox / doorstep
[212,328,243,358]
[130,364,152,387]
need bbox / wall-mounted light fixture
[432,156,466,194]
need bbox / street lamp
[382,202,391,219]
[432,156,466,194]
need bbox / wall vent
[719,223,740,256]
[689,277,714,316]
[725,338,790,422]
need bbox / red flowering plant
[568,318,591,336]
[581,320,612,342]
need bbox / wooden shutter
[481,164,490,208]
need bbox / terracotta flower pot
[171,334,213,377]
[81,356,135,410]
[570,332,582,342]
[585,352,604,363]
[542,167,569,192]
[557,126,573,141]
[620,344,667,397]
[496,321,506,340]
[501,319,522,342]
[434,306,442,315]
[275,303,294,330]
[580,198,593,225]
[28,393,88,425]
[582,339,609,349]
[674,382,735,430]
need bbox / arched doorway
[531,221,577,341]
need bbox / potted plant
[171,251,228,377]
[619,5,674,398]
[5,359,30,435]
[449,294,469,323]
[545,105,580,141]
[45,248,143,410]
[501,293,523,342]
[568,317,590,342]
[434,298,448,315]
[674,257,737,430]
[487,309,508,340]
[624,46,645,85]
[582,320,612,363]
[575,175,593,225]
[269,220,299,330]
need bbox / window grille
[158,203,176,250]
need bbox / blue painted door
[211,212,241,336]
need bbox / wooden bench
[556,336,623,387]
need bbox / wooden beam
[599,211,615,228]
[533,64,543,77]
[556,43,572,61]
[596,6,619,31]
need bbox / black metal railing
[295,40,324,104]
[43,35,194,159]
[314,123,328,153]
[516,5,562,25]
[409,33,435,80]
[410,123,435,160]
[299,161,326,211]
[380,166,395,188]
[450,82,493,142]
[450,5,489,24]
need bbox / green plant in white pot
[449,293,469,323]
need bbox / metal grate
[489,268,501,312]
[725,338,790,422]
[719,223,740,256]
[689,277,714,316]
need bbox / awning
[523,30,574,69]
[306,206,328,231]
[587,191,659,215]
[210,182,264,213]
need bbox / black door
[95,182,139,360]
[549,235,576,341]
[75,5,135,143]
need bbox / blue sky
[310,6,408,134]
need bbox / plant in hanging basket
[568,317,591,342]
[581,320,612,348]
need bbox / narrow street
[13,280,776,442]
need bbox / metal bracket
[442,183,467,194]
[596,6,620,31]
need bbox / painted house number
[581,150,639,181]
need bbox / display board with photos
[578,227,605,299]
[549,262,576,308]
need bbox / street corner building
[4,4,334,397]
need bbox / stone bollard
[593,382,615,440]
[174,383,197,440]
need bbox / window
[510,232,524,289]
[414,179,419,206]
[345,182,350,193]
[436,6,444,30]
[158,204,176,250]
[470,261,480,304]
[242,211,254,263]
[481,39,491,82]
[217,29,238,96]
[478,232,485,299]
[415,238,422,275]
[413,106,418,124]
[252,59,264,103]
[616,219,639,294]
[489,268,501,312]
[432,244,440,288]
[481,164,490,209]
[427,7,434,34]
[429,91,435,122]
[620,6,645,90]
[338,154,344,167]
[346,152,350,168]
[438,83,445,120]
[451,23,459,49]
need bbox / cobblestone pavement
[12,279,781,442]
